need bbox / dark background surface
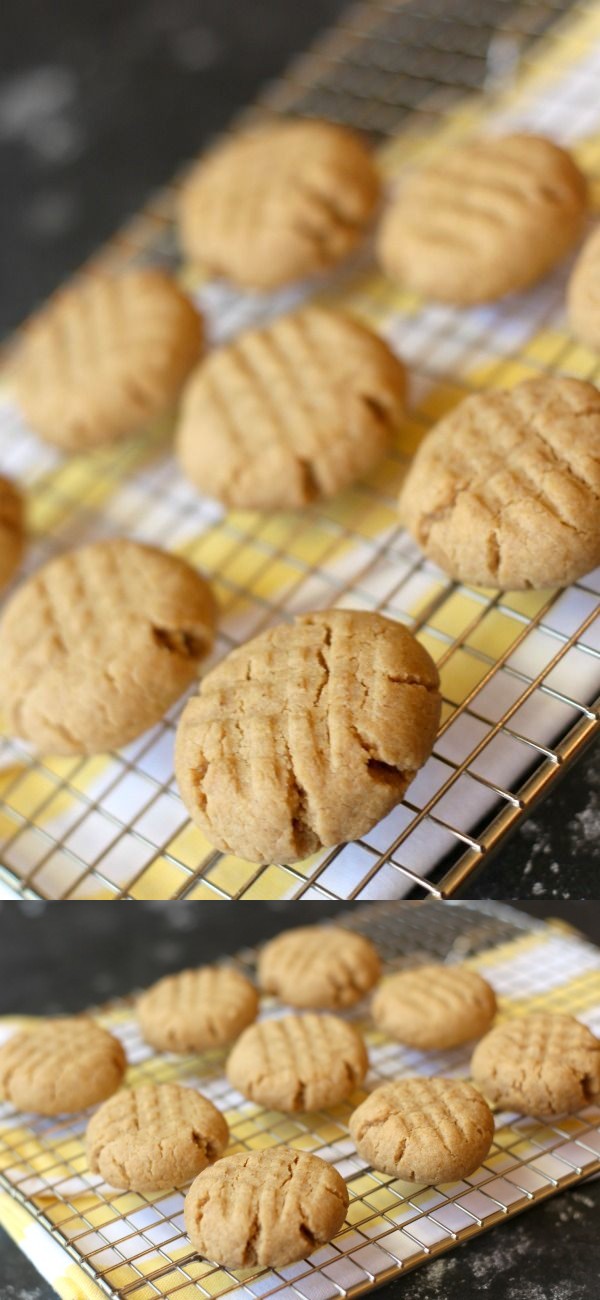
[0,0,597,901]
[0,899,599,1300]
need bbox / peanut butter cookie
[227,1012,368,1112]
[372,964,496,1049]
[0,475,24,592]
[0,539,216,755]
[179,120,380,290]
[471,1013,600,1117]
[349,1077,494,1182]
[175,609,441,865]
[258,926,381,1009]
[0,1017,126,1116]
[177,306,406,510]
[399,376,600,589]
[378,133,587,304]
[568,224,600,351]
[87,1083,228,1191]
[184,1147,349,1267]
[13,270,202,450]
[138,966,258,1053]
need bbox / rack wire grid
[1,0,600,901]
[1,902,600,1300]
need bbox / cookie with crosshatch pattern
[176,305,406,510]
[258,925,381,1009]
[377,133,587,304]
[178,119,380,289]
[471,1013,600,1117]
[86,1083,229,1191]
[12,269,202,450]
[184,1147,349,1268]
[175,609,441,865]
[399,376,600,589]
[137,965,259,1053]
[226,1012,368,1111]
[0,539,216,755]
[0,475,24,592]
[568,223,600,351]
[0,1017,126,1116]
[349,1077,495,1182]
[371,964,497,1049]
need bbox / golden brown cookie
[349,1077,494,1182]
[12,270,202,450]
[86,1083,229,1191]
[0,539,216,755]
[399,376,600,589]
[184,1147,349,1267]
[258,926,381,1009]
[471,1013,600,1117]
[175,609,441,865]
[138,966,259,1054]
[0,475,25,592]
[178,120,380,290]
[0,1017,126,1116]
[372,964,496,1050]
[226,1012,368,1112]
[377,133,587,304]
[176,306,406,510]
[568,224,600,351]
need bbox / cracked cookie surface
[176,306,406,510]
[138,965,259,1054]
[226,1013,368,1112]
[0,475,24,592]
[568,224,600,351]
[175,609,441,865]
[399,376,600,589]
[471,1013,600,1117]
[0,1017,126,1116]
[178,120,380,290]
[349,1077,494,1183]
[184,1147,349,1267]
[12,270,203,450]
[87,1083,229,1191]
[377,133,587,304]
[258,926,381,1010]
[0,539,216,755]
[372,964,496,1049]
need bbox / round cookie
[0,1017,126,1116]
[258,926,381,1010]
[471,1013,600,1117]
[12,269,202,450]
[178,120,380,290]
[0,475,25,592]
[377,133,587,304]
[349,1078,494,1183]
[0,539,216,755]
[86,1083,229,1191]
[226,1012,368,1112]
[568,224,600,351]
[371,964,496,1050]
[399,376,600,590]
[175,609,441,865]
[176,306,406,511]
[138,966,259,1054]
[184,1147,349,1268]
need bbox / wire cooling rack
[0,902,600,1300]
[0,0,600,900]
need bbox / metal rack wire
[0,0,599,900]
[1,903,599,1300]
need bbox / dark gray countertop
[0,901,599,1300]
